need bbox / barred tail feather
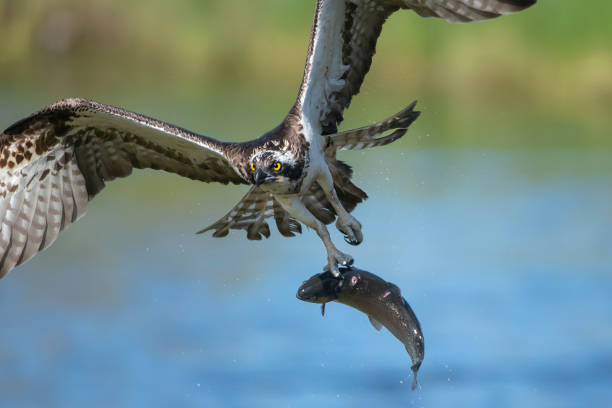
[197,187,274,240]
[329,101,420,152]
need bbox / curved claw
[344,235,359,246]
[322,263,340,277]
[336,216,363,246]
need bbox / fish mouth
[296,278,326,302]
[296,272,341,303]
[296,286,319,302]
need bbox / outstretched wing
[294,0,536,135]
[0,98,247,278]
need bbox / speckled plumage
[0,0,536,278]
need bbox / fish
[297,266,425,390]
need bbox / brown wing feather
[328,101,420,151]
[0,98,247,278]
[295,0,536,135]
[408,0,536,22]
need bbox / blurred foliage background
[0,0,610,148]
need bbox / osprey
[0,0,536,279]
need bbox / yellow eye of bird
[273,162,282,171]
[250,162,255,171]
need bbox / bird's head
[247,150,302,188]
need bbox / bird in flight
[0,0,536,279]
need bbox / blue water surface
[1,149,611,408]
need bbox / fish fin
[368,315,383,331]
[321,303,326,316]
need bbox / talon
[344,236,359,246]
[328,264,340,278]
[336,215,363,246]
[325,249,353,278]
[323,262,341,277]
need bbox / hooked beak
[254,168,274,186]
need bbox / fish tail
[410,370,419,391]
[409,356,422,391]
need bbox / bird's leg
[316,171,363,246]
[275,195,352,277]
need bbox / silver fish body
[297,266,425,390]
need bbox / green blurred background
[1,0,610,148]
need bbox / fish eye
[273,162,282,171]
[250,162,255,172]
